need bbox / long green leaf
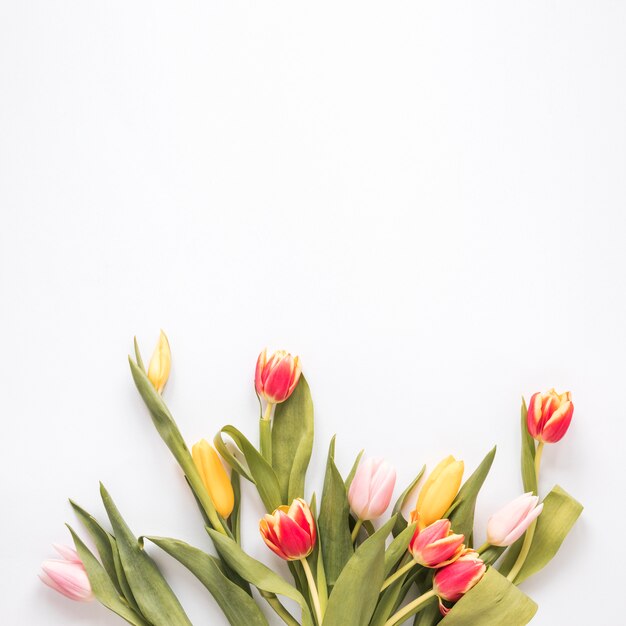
[384,522,417,578]
[272,375,315,502]
[344,449,364,491]
[318,437,353,586]
[446,447,496,543]
[67,527,149,626]
[214,425,282,512]
[439,568,537,625]
[323,517,396,626]
[520,398,537,494]
[147,536,268,626]
[392,466,425,536]
[100,484,192,626]
[499,485,583,583]
[207,529,314,626]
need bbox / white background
[1,1,625,624]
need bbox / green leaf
[133,337,146,373]
[384,522,417,578]
[439,568,537,625]
[413,600,441,626]
[323,517,396,626]
[318,437,353,586]
[70,500,139,612]
[147,537,268,626]
[100,484,192,626]
[67,526,149,626]
[499,485,583,584]
[129,357,223,531]
[214,425,282,512]
[230,471,242,543]
[446,447,496,543]
[391,466,425,536]
[207,529,314,626]
[272,375,315,502]
[344,449,364,491]
[520,398,537,494]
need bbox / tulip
[487,493,544,547]
[409,519,465,568]
[411,456,464,529]
[348,457,396,522]
[260,498,316,561]
[433,549,485,615]
[527,388,573,443]
[255,348,302,407]
[147,330,171,394]
[260,498,323,623]
[192,439,235,518]
[40,545,93,602]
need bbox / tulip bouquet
[41,333,583,626]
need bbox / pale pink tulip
[408,519,465,568]
[40,545,93,602]
[487,492,544,547]
[348,457,396,521]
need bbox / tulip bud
[192,440,235,518]
[487,492,543,547]
[255,348,302,405]
[147,330,171,394]
[40,545,93,602]
[527,388,574,443]
[259,498,317,561]
[348,457,396,521]
[408,519,465,568]
[433,549,485,615]
[411,456,464,529]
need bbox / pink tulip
[348,457,396,521]
[408,519,465,568]
[255,348,302,405]
[433,549,485,615]
[40,545,93,602]
[487,493,544,547]
[527,388,574,443]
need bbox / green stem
[381,559,416,591]
[351,518,363,543]
[261,591,300,626]
[476,542,490,555]
[259,403,273,463]
[301,557,323,625]
[384,589,437,626]
[507,441,544,582]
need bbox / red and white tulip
[255,349,302,405]
[433,549,485,615]
[527,388,574,443]
[259,498,316,561]
[408,519,465,568]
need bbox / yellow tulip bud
[147,330,171,394]
[412,455,464,529]
[191,440,234,518]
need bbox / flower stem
[476,542,490,555]
[259,403,273,462]
[301,557,324,625]
[261,591,300,626]
[383,589,437,626]
[507,441,544,582]
[381,559,416,590]
[351,518,363,543]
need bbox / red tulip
[527,389,574,443]
[433,549,485,615]
[259,498,316,561]
[409,519,465,568]
[255,349,302,405]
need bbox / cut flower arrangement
[40,333,583,625]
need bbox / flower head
[255,349,302,405]
[487,492,543,547]
[526,389,573,443]
[259,498,316,561]
[147,330,171,394]
[348,457,396,521]
[192,439,235,518]
[433,549,485,615]
[40,545,93,602]
[408,519,465,568]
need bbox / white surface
[1,2,625,624]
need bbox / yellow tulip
[412,455,464,529]
[191,440,234,518]
[147,330,171,394]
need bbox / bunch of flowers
[40,333,582,625]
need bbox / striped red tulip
[259,498,316,561]
[527,388,574,443]
[433,549,485,615]
[40,545,93,602]
[409,519,465,568]
[255,349,302,405]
